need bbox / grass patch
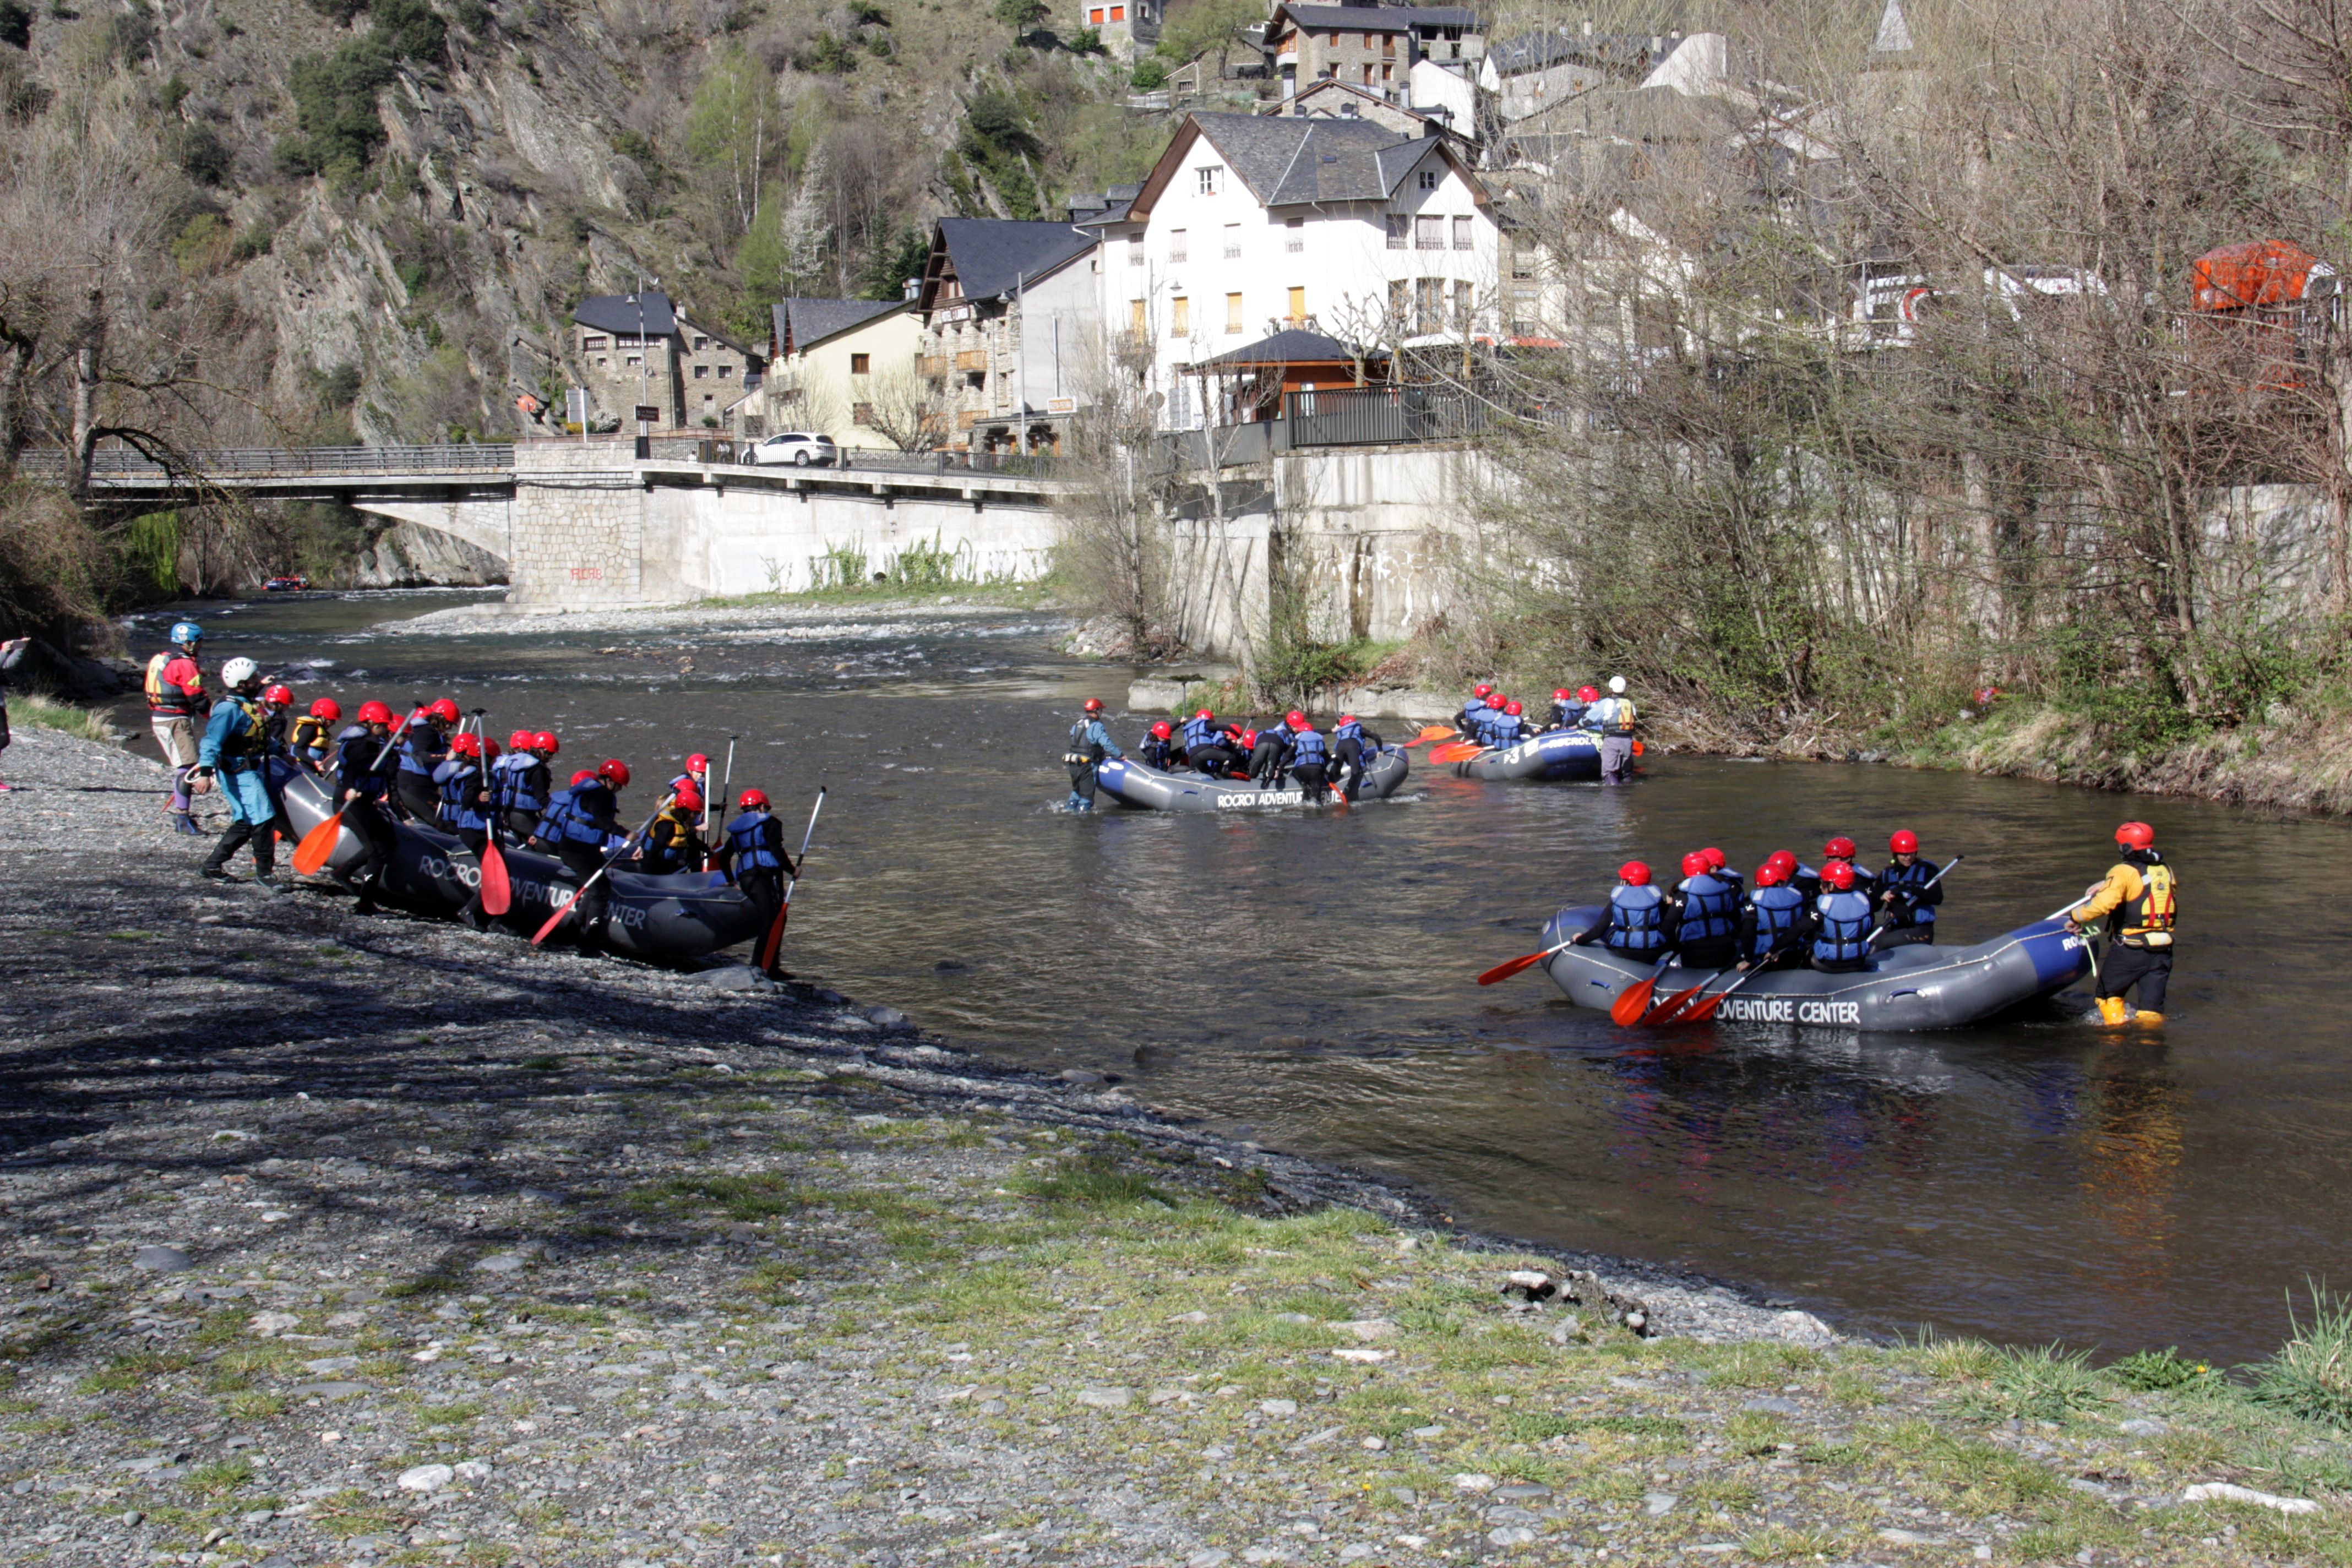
[184,1456,253,1495]
[633,1172,807,1221]
[1957,1343,2108,1422]
[222,1392,286,1420]
[2108,1346,2216,1393]
[518,1057,564,1072]
[2251,1288,2352,1429]
[79,1350,188,1393]
[10,694,121,742]
[419,1401,482,1427]
[1502,1411,1687,1441]
[1009,1161,1172,1207]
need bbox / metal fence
[21,444,516,481]
[1159,386,1520,469]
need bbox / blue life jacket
[1679,873,1738,943]
[535,785,582,842]
[1288,727,1328,766]
[333,724,394,801]
[1747,884,1807,959]
[1553,700,1585,730]
[1608,884,1668,954]
[399,722,447,777]
[507,758,549,815]
[726,810,785,874]
[488,753,526,812]
[1140,737,1178,769]
[1812,890,1875,964]
[1879,858,1940,927]
[1332,718,1364,746]
[433,756,489,831]
[564,781,618,845]
[1488,714,1524,748]
[1180,715,1219,752]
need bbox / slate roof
[771,297,903,354]
[1191,329,1376,369]
[935,218,1097,301]
[1486,30,1662,77]
[573,291,677,337]
[1068,183,1145,226]
[1184,112,1452,206]
[1278,4,1479,32]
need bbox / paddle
[1401,726,1456,748]
[755,786,826,973]
[1671,954,1787,1025]
[469,710,510,917]
[1430,740,1487,764]
[1643,972,1717,1027]
[1478,932,1588,986]
[1867,853,1964,948]
[531,791,674,946]
[1609,956,1678,1026]
[291,706,419,875]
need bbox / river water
[123,589,2352,1366]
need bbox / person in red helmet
[718,787,797,972]
[1819,834,1876,895]
[1180,707,1240,778]
[1697,845,1742,894]
[1737,859,1810,969]
[1570,861,1675,957]
[1285,710,1330,796]
[288,698,341,771]
[1456,683,1500,739]
[1330,712,1382,798]
[1139,719,1180,770]
[637,780,706,876]
[667,750,712,803]
[532,758,631,950]
[395,698,460,821]
[495,732,557,840]
[1809,861,1876,972]
[1547,687,1587,732]
[1245,715,1292,788]
[1873,830,1943,948]
[2068,821,2176,1025]
[330,700,402,913]
[1063,699,1124,812]
[432,731,503,929]
[1672,849,1741,969]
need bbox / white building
[1079,112,1500,429]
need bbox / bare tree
[857,362,949,452]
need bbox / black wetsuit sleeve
[1574,906,1613,945]
[1735,902,1758,954]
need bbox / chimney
[902,277,919,301]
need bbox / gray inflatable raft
[1452,729,1603,782]
[1534,904,2091,1031]
[279,772,767,960]
[1093,749,1410,812]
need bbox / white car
[742,432,840,467]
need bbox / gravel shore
[0,726,2342,1568]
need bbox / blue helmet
[169,620,203,647]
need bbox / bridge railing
[17,444,516,482]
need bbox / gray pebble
[133,1245,192,1272]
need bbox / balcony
[918,355,951,377]
[955,350,988,372]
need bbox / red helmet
[1825,862,1857,891]
[685,752,710,772]
[1505,701,1523,716]
[1756,863,1787,887]
[426,698,461,724]
[509,728,534,751]
[1554,689,1571,701]
[570,769,598,787]
[2116,821,2155,848]
[481,738,502,760]
[357,700,394,725]
[673,784,704,813]
[598,760,631,788]
[1238,728,1257,749]
[1700,847,1726,869]
[1766,850,1799,876]
[533,732,559,755]
[309,698,342,721]
[1338,714,1355,725]
[1620,861,1652,886]
[1577,685,1600,703]
[1082,698,1104,714]
[1196,708,1214,721]
[1681,851,1708,878]
[1889,830,1920,855]
[450,732,481,757]
[1474,683,1493,698]
[739,787,770,810]
[262,683,294,706]
[1824,836,1857,860]
[1286,710,1306,728]
[1150,720,1173,739]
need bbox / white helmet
[1608,675,1627,694]
[221,656,260,689]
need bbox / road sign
[634,405,660,425]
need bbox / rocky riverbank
[1,726,2345,1567]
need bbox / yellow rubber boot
[2096,996,2128,1026]
[2130,1010,2164,1026]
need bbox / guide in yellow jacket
[2067,821,2177,1026]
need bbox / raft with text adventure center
[279,772,767,959]
[1449,729,1604,782]
[1534,904,2092,1031]
[1094,750,1412,812]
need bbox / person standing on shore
[2068,821,2177,1026]
[397,698,460,821]
[192,658,285,887]
[0,636,28,792]
[1062,699,1123,812]
[145,620,209,834]
[333,701,402,916]
[718,788,796,974]
[1585,676,1638,785]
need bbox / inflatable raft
[1093,749,1411,812]
[277,774,767,960]
[1452,729,1603,782]
[1535,905,2091,1031]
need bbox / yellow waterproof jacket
[2072,858,2177,948]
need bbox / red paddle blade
[477,839,511,917]
[1403,726,1455,747]
[1431,742,1484,764]
[1645,982,1708,1025]
[756,900,789,972]
[1477,949,1549,986]
[292,812,344,876]
[530,895,575,946]
[1679,993,1730,1023]
[1609,972,1662,1026]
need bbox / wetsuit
[1181,714,1239,778]
[1246,726,1290,788]
[1673,870,1741,970]
[396,720,448,823]
[538,778,624,947]
[432,754,498,928]
[1288,724,1329,796]
[719,808,794,973]
[2073,850,2176,1015]
[332,725,400,912]
[639,804,705,875]
[1330,718,1377,798]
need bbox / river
[121,588,2350,1367]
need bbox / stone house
[571,291,765,431]
[913,218,1103,454]
[1076,0,1158,63]
[1266,3,1484,106]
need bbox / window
[1415,277,1444,335]
[852,402,875,426]
[1287,285,1306,322]
[1171,295,1190,336]
[1088,6,1103,19]
[595,357,608,368]
[1419,169,1439,190]
[1385,214,1407,250]
[1452,280,1476,330]
[1415,214,1442,250]
[1382,34,1395,56]
[1225,292,1244,333]
[1222,224,1241,259]
[1197,166,1221,195]
[1109,4,1123,18]
[1361,63,1374,84]
[625,355,643,368]
[1362,31,1375,47]
[1381,62,1393,81]
[1285,217,1304,253]
[851,353,872,375]
[693,335,710,350]
[1389,279,1408,322]
[1341,100,1358,117]
[717,364,732,379]
[694,364,709,379]
[1453,215,1473,251]
[583,335,608,350]
[1170,229,1188,264]
[1127,233,1143,267]
[1130,298,1147,333]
